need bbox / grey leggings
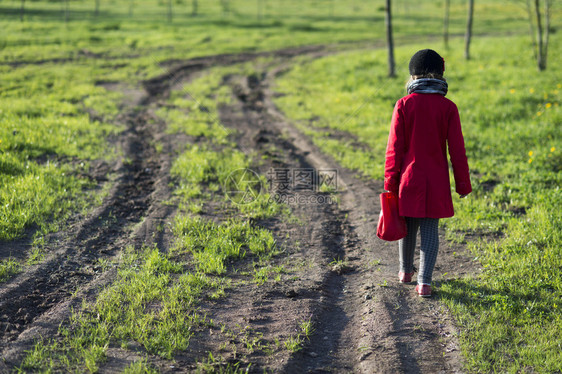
[399,217,440,285]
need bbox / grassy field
[1,0,561,372]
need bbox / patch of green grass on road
[0,258,21,282]
[173,216,277,275]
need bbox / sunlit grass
[0,258,20,282]
[122,358,158,374]
[1,0,532,64]
[173,216,277,274]
[0,65,118,242]
[166,63,288,220]
[0,61,119,284]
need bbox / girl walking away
[384,49,472,298]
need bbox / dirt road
[0,45,477,373]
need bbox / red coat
[384,93,472,218]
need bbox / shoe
[399,271,414,283]
[415,284,432,298]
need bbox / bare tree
[444,0,450,48]
[464,0,474,59]
[385,0,396,77]
[526,0,552,70]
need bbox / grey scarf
[407,78,448,96]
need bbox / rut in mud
[0,44,478,373]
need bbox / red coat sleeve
[384,100,405,193]
[447,104,472,195]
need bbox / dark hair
[409,49,445,76]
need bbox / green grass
[20,212,279,370]
[122,359,158,374]
[172,216,277,274]
[0,29,120,282]
[165,62,289,219]
[0,258,21,282]
[273,33,561,373]
[195,352,251,374]
[0,64,118,241]
[1,0,530,64]
[284,318,314,353]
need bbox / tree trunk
[444,0,450,48]
[534,0,544,69]
[191,0,197,16]
[64,0,69,23]
[464,0,474,60]
[385,0,396,77]
[94,0,100,17]
[20,0,25,22]
[542,0,550,70]
[525,0,551,71]
[526,0,538,60]
[534,0,551,70]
